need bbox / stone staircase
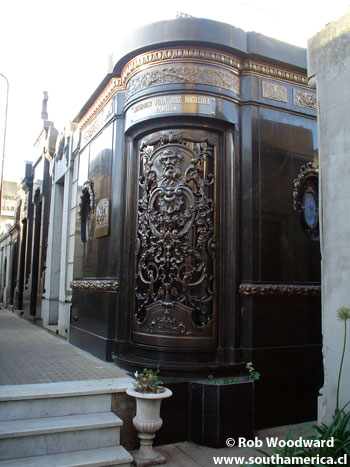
[0,379,133,466]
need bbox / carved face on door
[133,130,219,348]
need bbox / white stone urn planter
[126,386,173,466]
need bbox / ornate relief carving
[70,279,119,292]
[94,198,110,239]
[79,180,95,244]
[293,162,319,241]
[125,64,240,100]
[262,81,287,102]
[293,89,317,110]
[292,163,319,211]
[82,112,104,144]
[77,47,312,130]
[78,180,95,218]
[239,283,321,296]
[243,60,308,86]
[122,48,242,83]
[134,130,216,340]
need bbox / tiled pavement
[0,308,314,466]
[0,308,126,385]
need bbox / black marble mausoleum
[69,17,322,436]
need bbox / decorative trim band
[239,283,321,296]
[121,48,242,84]
[79,78,123,130]
[70,279,119,292]
[242,60,308,86]
[77,48,311,130]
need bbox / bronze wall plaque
[94,198,110,239]
[262,80,287,103]
[125,94,216,128]
[293,89,317,110]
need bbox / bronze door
[132,129,219,348]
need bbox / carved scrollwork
[134,130,216,340]
[239,283,321,296]
[70,279,119,292]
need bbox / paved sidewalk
[0,308,126,385]
[0,308,314,466]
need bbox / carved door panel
[133,129,219,348]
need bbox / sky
[0,0,349,182]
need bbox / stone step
[0,412,122,460]
[1,393,112,421]
[0,379,132,421]
[0,445,133,466]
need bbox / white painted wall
[308,13,350,422]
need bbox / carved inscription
[126,94,216,127]
[134,130,216,342]
[262,81,288,102]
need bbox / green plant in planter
[208,375,238,385]
[208,362,260,385]
[133,368,163,393]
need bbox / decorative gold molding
[292,162,319,211]
[243,60,308,86]
[239,283,321,296]
[77,47,311,130]
[70,279,119,292]
[262,81,287,102]
[121,48,242,85]
[78,78,123,131]
[293,89,317,110]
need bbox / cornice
[77,47,312,130]
[242,59,308,86]
[78,77,124,130]
[121,47,242,85]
